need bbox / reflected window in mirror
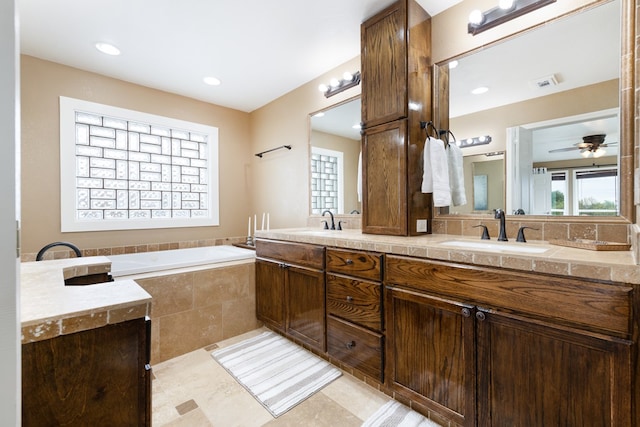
[309,97,362,215]
[438,0,623,218]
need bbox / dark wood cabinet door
[255,258,285,332]
[477,310,632,427]
[22,318,149,426]
[362,120,408,235]
[286,265,326,352]
[361,1,407,128]
[387,287,475,426]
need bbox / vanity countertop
[20,256,151,344]
[255,228,640,285]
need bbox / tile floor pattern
[152,327,397,426]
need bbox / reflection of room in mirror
[443,0,621,217]
[309,98,362,215]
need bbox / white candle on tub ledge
[267,213,270,230]
[254,214,257,234]
[261,212,266,231]
[247,216,251,237]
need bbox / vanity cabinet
[385,255,633,427]
[326,248,384,381]
[255,239,326,352]
[22,317,151,426]
[360,0,432,236]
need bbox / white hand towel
[447,143,467,206]
[421,136,451,207]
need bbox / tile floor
[152,327,395,426]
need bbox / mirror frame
[308,95,362,217]
[433,0,634,224]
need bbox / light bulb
[318,84,328,92]
[343,72,353,81]
[593,148,606,158]
[203,76,221,86]
[330,78,340,88]
[479,136,487,142]
[499,0,515,10]
[469,10,484,25]
[95,42,120,56]
[581,150,591,158]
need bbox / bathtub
[108,245,255,279]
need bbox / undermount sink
[439,240,549,254]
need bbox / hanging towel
[421,136,451,207]
[357,151,362,203]
[447,143,467,206]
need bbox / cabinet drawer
[326,248,382,281]
[327,273,382,331]
[256,239,324,270]
[385,255,632,338]
[327,316,383,381]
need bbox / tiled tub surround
[20,256,151,344]
[133,260,259,364]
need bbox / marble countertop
[21,256,151,344]
[255,228,640,285]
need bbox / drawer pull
[461,308,471,318]
[346,340,356,350]
[346,296,354,303]
[476,311,486,321]
[345,259,354,265]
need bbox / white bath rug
[361,400,442,427]
[211,331,342,418]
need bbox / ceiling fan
[548,134,617,158]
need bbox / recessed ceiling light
[471,86,489,95]
[95,42,120,56]
[203,76,221,86]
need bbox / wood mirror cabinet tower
[360,0,433,236]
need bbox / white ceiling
[18,0,461,113]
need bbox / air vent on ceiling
[531,74,558,89]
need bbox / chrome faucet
[494,209,508,241]
[36,241,82,261]
[321,210,336,230]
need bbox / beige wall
[248,56,361,229]
[21,55,252,254]
[432,0,603,63]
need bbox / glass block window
[59,97,219,232]
[310,147,343,214]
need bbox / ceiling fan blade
[549,147,578,153]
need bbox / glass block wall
[310,151,339,214]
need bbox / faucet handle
[321,220,329,230]
[516,226,538,243]
[337,221,345,230]
[472,224,490,240]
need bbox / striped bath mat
[362,401,441,427]
[211,331,342,417]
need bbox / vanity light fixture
[318,71,361,98]
[457,135,492,148]
[468,0,556,35]
[95,42,121,56]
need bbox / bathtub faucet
[36,241,82,261]
[321,210,336,230]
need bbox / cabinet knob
[476,311,486,321]
[461,308,471,318]
[346,296,354,303]
[345,259,354,265]
[346,341,356,350]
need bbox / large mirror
[309,97,362,215]
[440,0,622,217]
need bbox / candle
[267,213,270,231]
[247,216,251,237]
[254,214,257,234]
[261,212,266,231]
